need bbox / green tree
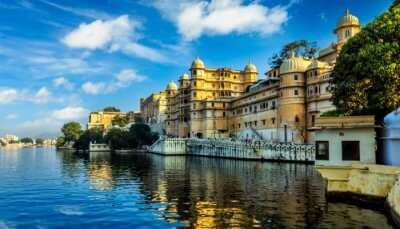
[104,128,131,150]
[129,123,156,148]
[74,128,104,150]
[112,115,129,127]
[56,136,65,148]
[269,40,319,68]
[134,116,144,124]
[61,122,82,142]
[331,2,400,122]
[103,107,120,112]
[20,137,34,144]
[36,138,44,145]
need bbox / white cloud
[63,15,167,62]
[116,69,145,82]
[51,106,89,120]
[38,0,112,20]
[149,0,289,40]
[82,68,146,95]
[0,88,18,104]
[53,76,74,90]
[18,106,89,137]
[81,81,106,95]
[5,113,18,120]
[0,87,56,104]
[33,87,52,104]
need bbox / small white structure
[313,116,377,166]
[89,142,111,152]
[383,108,400,165]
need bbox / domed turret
[166,81,177,91]
[180,73,190,81]
[335,9,361,45]
[336,9,360,30]
[279,53,311,74]
[244,63,257,73]
[191,57,205,69]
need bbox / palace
[140,10,361,144]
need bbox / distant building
[87,111,127,130]
[140,10,361,143]
[4,134,19,143]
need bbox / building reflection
[57,152,327,228]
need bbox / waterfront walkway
[149,137,315,163]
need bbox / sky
[0,0,393,138]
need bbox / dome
[384,108,400,128]
[336,9,360,29]
[180,73,189,80]
[307,58,330,70]
[244,63,257,73]
[166,81,177,91]
[279,53,311,74]
[191,57,205,69]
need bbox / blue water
[0,147,394,228]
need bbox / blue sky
[0,0,392,137]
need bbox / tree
[104,128,131,150]
[74,128,104,150]
[129,123,156,148]
[103,107,120,112]
[134,116,144,124]
[20,137,34,144]
[112,115,129,127]
[36,138,44,145]
[61,122,82,142]
[269,40,319,68]
[331,2,400,123]
[56,136,65,148]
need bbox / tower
[335,9,361,48]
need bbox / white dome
[166,81,177,91]
[191,57,205,69]
[180,73,189,80]
[244,63,257,73]
[336,9,360,29]
[280,53,311,74]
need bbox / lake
[0,147,394,228]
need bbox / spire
[345,8,350,16]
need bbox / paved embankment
[148,137,315,163]
[317,164,400,226]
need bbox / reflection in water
[0,148,394,228]
[60,152,393,228]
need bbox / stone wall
[316,164,400,226]
[149,138,315,163]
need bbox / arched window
[295,116,300,123]
[345,30,351,38]
[294,74,298,80]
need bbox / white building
[313,116,377,166]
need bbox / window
[295,116,300,123]
[294,74,298,80]
[238,123,241,128]
[262,120,266,125]
[311,115,315,126]
[271,118,275,124]
[345,30,351,38]
[254,121,257,126]
[193,81,197,86]
[342,141,360,161]
[193,92,197,97]
[316,141,329,160]
[294,90,299,96]
[222,112,226,117]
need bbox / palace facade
[140,10,361,144]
